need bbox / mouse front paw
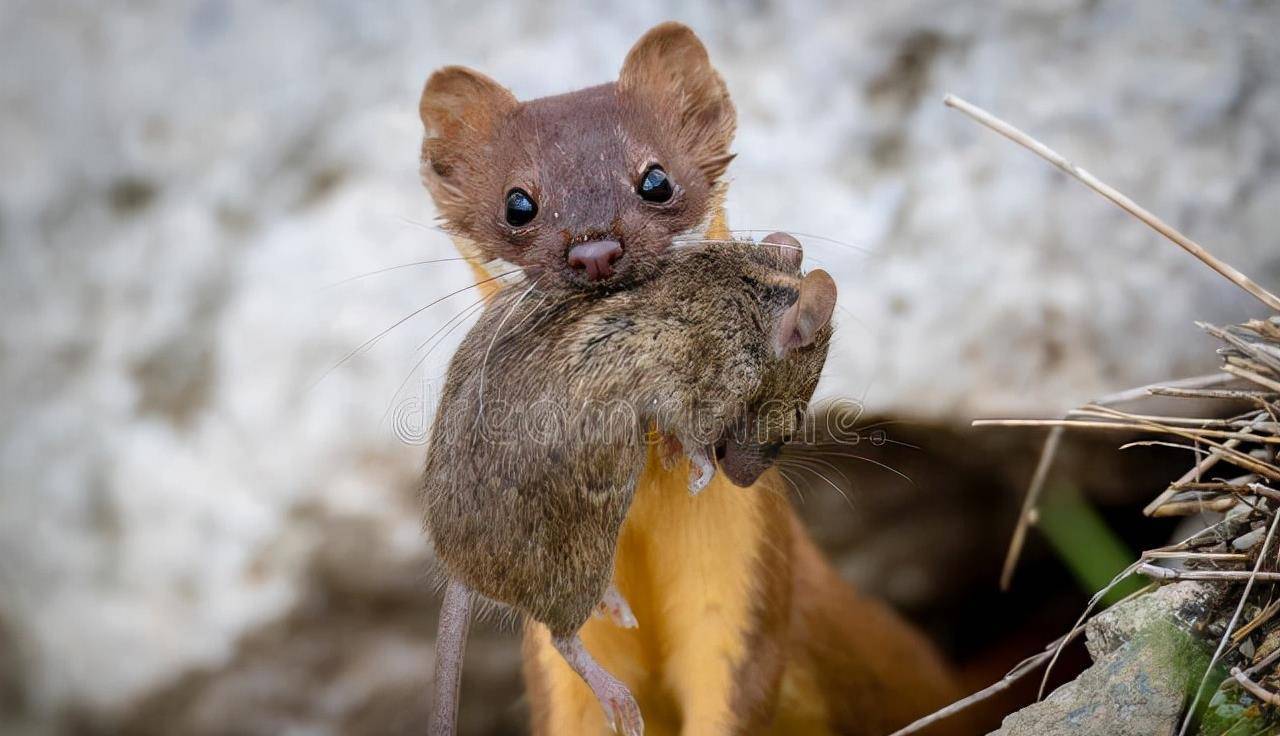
[593,585,638,629]
[686,444,715,495]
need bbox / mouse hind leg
[429,579,474,736]
[553,633,644,736]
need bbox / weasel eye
[505,189,537,226]
[637,165,673,203]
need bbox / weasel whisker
[382,297,489,423]
[395,216,457,238]
[318,257,474,291]
[414,297,491,354]
[492,286,551,345]
[668,238,876,337]
[311,269,519,391]
[721,229,874,256]
[475,275,546,422]
[670,237,804,252]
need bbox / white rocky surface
[2,0,1279,731]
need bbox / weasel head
[419,22,736,293]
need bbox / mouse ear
[774,270,837,357]
[618,23,736,182]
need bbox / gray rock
[1232,527,1266,551]
[991,635,1189,736]
[1085,581,1214,660]
[995,582,1218,736]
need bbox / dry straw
[891,95,1280,736]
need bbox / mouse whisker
[785,455,856,497]
[842,418,918,433]
[793,455,855,496]
[794,450,916,487]
[777,458,855,511]
[811,436,922,452]
[775,467,805,505]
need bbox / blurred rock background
[2,1,1278,734]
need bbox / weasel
[424,239,836,735]
[419,21,966,736]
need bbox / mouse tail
[430,578,475,736]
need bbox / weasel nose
[567,240,622,281]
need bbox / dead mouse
[423,237,835,735]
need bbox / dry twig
[939,93,1280,734]
[1136,563,1280,583]
[1178,511,1280,736]
[1000,426,1061,591]
[886,637,1067,736]
[943,94,1280,311]
[1231,667,1280,707]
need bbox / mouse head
[717,260,837,488]
[419,22,735,292]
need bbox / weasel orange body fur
[422,21,966,735]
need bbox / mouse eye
[637,165,673,203]
[761,440,785,461]
[505,189,537,227]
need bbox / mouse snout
[567,240,623,281]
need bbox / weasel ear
[419,66,517,208]
[419,66,517,140]
[774,270,837,357]
[618,22,736,181]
